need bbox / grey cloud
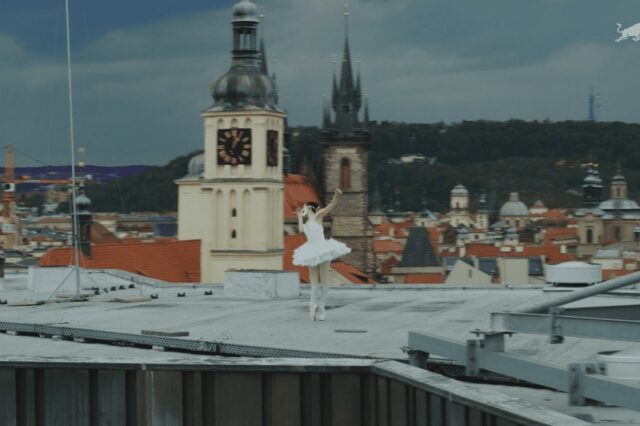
[2,0,639,166]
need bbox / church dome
[211,67,280,112]
[598,198,640,211]
[451,184,468,196]
[612,173,626,182]
[499,192,528,217]
[583,169,603,186]
[188,153,204,177]
[233,0,259,22]
[74,190,91,213]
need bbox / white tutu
[293,220,351,267]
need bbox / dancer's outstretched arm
[317,188,342,219]
[296,208,304,232]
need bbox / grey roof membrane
[2,269,640,423]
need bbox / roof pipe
[514,271,640,314]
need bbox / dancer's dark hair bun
[305,202,320,212]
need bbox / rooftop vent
[597,349,640,380]
[545,261,602,287]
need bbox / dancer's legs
[308,266,320,320]
[317,261,331,321]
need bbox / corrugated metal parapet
[0,359,589,426]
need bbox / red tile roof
[373,239,404,254]
[543,209,568,222]
[460,243,575,264]
[543,227,577,244]
[39,240,201,283]
[603,269,636,280]
[331,262,376,284]
[374,221,413,238]
[380,256,400,274]
[91,222,120,244]
[284,174,320,220]
[404,273,445,284]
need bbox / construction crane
[0,145,90,248]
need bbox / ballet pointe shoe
[317,305,326,321]
[309,304,318,321]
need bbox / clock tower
[177,0,286,283]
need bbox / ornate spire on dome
[581,163,604,207]
[209,0,281,112]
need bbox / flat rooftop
[1,269,640,362]
[1,268,640,424]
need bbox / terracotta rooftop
[39,240,201,283]
[374,221,413,238]
[90,222,119,244]
[404,273,445,284]
[543,227,578,244]
[459,243,575,264]
[284,174,320,220]
[542,209,568,222]
[373,239,405,254]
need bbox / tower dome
[499,192,528,217]
[451,184,469,196]
[232,0,259,22]
[209,0,281,113]
[187,153,204,177]
[74,187,91,213]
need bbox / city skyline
[2,0,639,166]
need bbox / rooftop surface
[2,269,640,362]
[2,268,640,424]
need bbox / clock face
[267,130,278,167]
[217,128,252,166]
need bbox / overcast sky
[1,0,639,166]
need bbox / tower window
[231,230,237,239]
[614,227,622,241]
[231,208,237,217]
[586,228,593,244]
[340,158,351,189]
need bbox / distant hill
[292,120,640,213]
[84,153,196,213]
[25,120,640,214]
[4,165,150,193]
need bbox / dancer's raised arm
[316,188,342,219]
[296,207,304,231]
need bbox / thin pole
[516,271,640,314]
[64,0,81,300]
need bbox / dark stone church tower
[321,15,374,274]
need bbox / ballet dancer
[294,188,351,321]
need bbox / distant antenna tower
[588,87,602,122]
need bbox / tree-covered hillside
[82,120,640,214]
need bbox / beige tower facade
[177,0,285,283]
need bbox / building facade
[177,0,285,282]
[576,167,640,257]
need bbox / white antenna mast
[64,0,82,301]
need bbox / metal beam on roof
[562,304,640,321]
[491,312,640,343]
[516,271,640,314]
[408,331,640,412]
